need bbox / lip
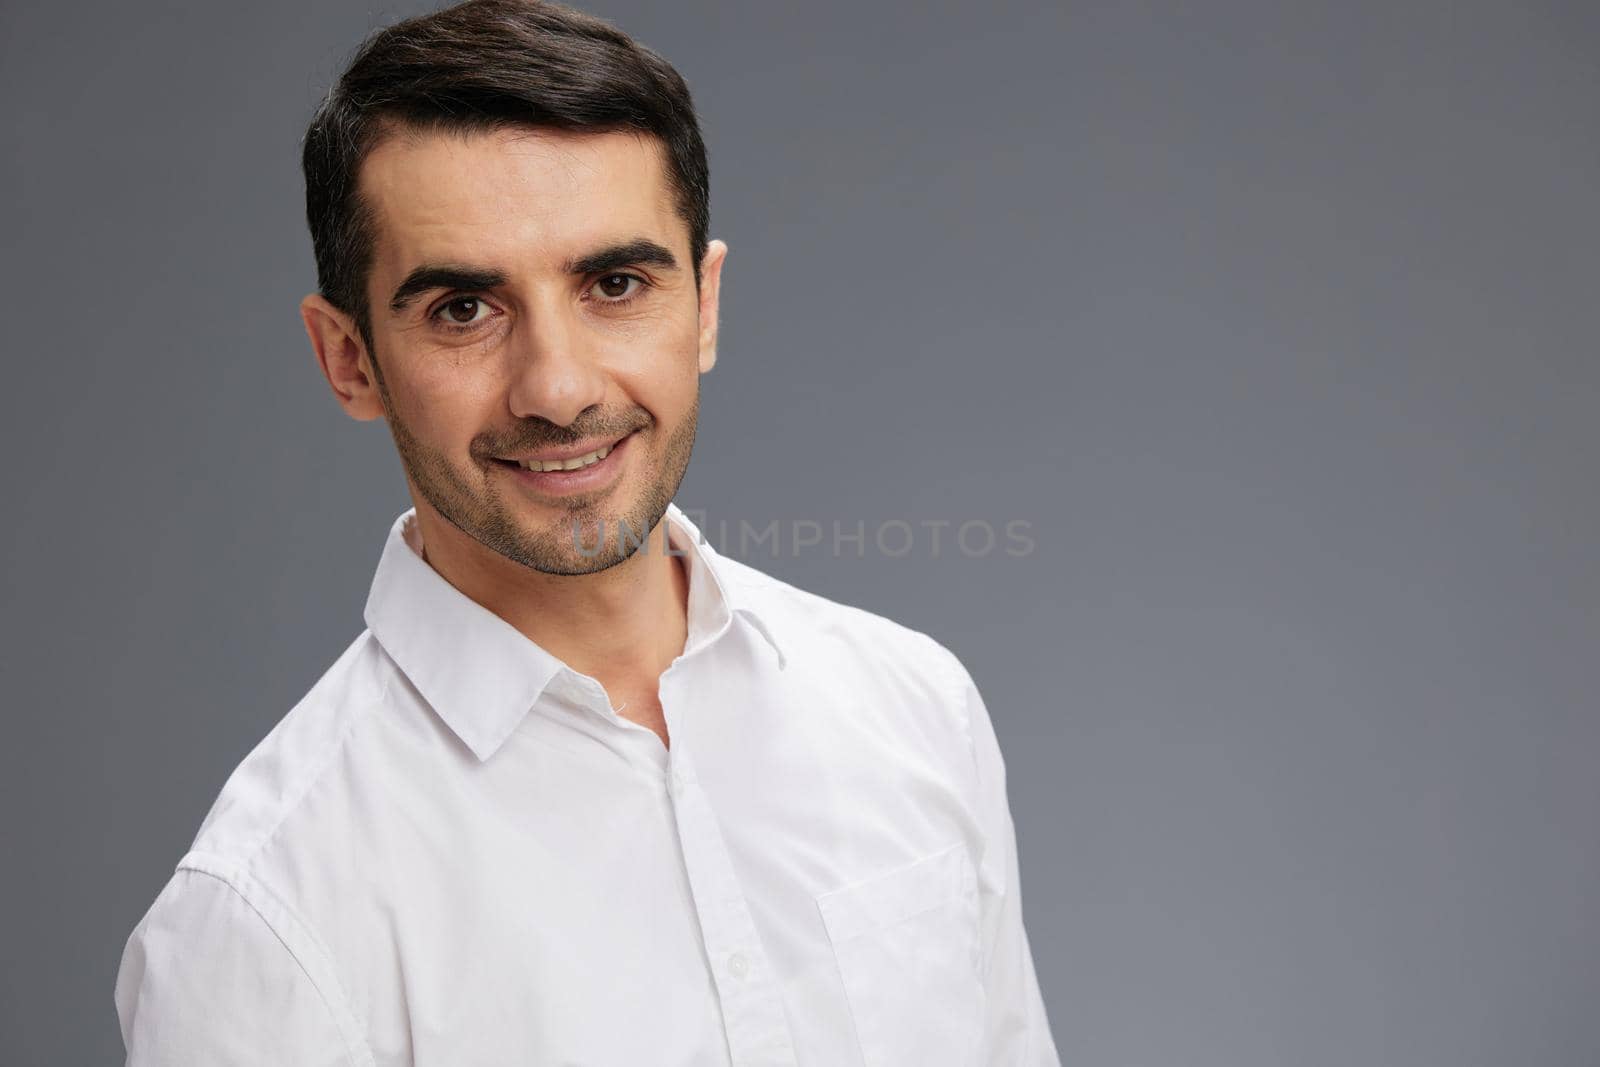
[494,430,634,497]
[500,432,631,465]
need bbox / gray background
[2,0,1596,1063]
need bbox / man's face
[354,125,720,575]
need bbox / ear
[300,293,386,421]
[696,239,728,374]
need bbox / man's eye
[593,273,645,302]
[434,296,490,327]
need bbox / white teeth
[518,442,613,472]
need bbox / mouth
[491,431,635,497]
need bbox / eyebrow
[387,237,681,313]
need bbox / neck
[410,501,691,689]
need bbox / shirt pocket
[815,839,985,1067]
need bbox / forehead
[358,124,682,280]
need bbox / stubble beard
[371,353,698,577]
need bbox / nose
[504,299,609,426]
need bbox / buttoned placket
[665,741,798,1066]
[562,661,798,1066]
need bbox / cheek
[605,324,702,409]
[391,360,502,451]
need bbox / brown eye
[594,274,641,301]
[440,297,484,325]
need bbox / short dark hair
[301,0,710,352]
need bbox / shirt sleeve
[114,865,356,1066]
[958,660,1064,1066]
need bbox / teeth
[518,442,613,472]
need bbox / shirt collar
[362,501,786,762]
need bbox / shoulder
[182,629,392,872]
[114,861,367,1064]
[118,626,388,1064]
[720,549,955,654]
[713,550,974,720]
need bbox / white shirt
[115,502,1060,1066]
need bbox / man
[113,1,1060,1063]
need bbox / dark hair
[301,0,710,352]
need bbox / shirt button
[728,952,749,979]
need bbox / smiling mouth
[500,440,618,472]
[487,430,636,495]
[491,430,633,470]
